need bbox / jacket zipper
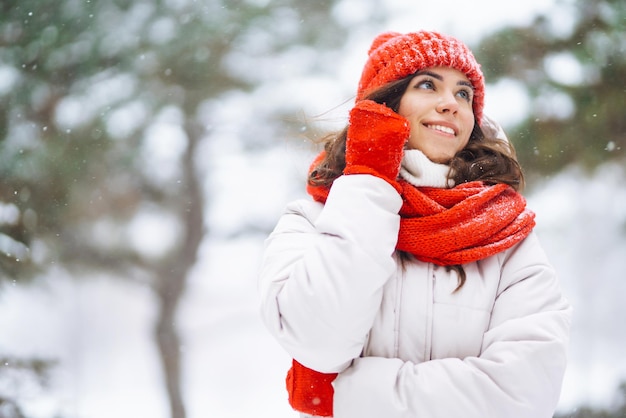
[425,264,435,361]
[393,261,404,358]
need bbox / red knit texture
[344,100,410,192]
[286,359,338,417]
[307,153,535,265]
[356,31,485,124]
[396,181,535,265]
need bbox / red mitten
[286,359,338,417]
[344,99,410,191]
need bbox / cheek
[458,128,473,151]
[397,99,411,118]
[461,112,476,140]
[404,125,422,150]
[397,93,422,119]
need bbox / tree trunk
[156,283,186,418]
[154,127,205,418]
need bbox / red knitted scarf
[307,178,536,266]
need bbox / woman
[259,30,571,418]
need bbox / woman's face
[398,67,475,163]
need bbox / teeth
[427,124,455,135]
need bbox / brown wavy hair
[308,72,525,291]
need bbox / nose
[436,90,459,114]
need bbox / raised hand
[344,99,411,191]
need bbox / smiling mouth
[425,124,456,136]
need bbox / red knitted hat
[356,31,485,123]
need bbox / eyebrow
[414,70,475,90]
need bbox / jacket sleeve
[259,174,403,373]
[332,232,572,418]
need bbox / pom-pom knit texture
[357,30,485,123]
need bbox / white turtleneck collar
[399,149,454,188]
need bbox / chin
[427,155,453,164]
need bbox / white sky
[380,0,560,42]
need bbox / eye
[415,78,435,90]
[456,88,473,102]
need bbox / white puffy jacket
[259,174,572,418]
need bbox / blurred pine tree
[0,0,348,416]
[475,0,625,184]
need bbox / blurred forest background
[0,0,624,417]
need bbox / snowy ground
[1,158,625,418]
[528,163,626,410]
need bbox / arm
[332,233,572,418]
[259,100,409,373]
[260,100,410,417]
[259,174,402,372]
